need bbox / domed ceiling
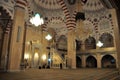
[27,0,120,39]
[34,0,61,10]
[83,0,104,11]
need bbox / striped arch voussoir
[57,0,76,31]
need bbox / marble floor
[0,68,119,80]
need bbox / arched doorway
[101,55,116,68]
[33,52,39,68]
[86,56,97,68]
[33,48,40,68]
[76,56,82,68]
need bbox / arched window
[85,37,96,50]
[86,55,97,68]
[99,33,114,48]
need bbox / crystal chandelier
[45,34,52,41]
[76,20,92,40]
[96,41,103,47]
[30,13,44,27]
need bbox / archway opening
[86,56,97,68]
[101,55,116,68]
[33,48,40,68]
[85,37,96,50]
[99,33,114,48]
[76,56,82,68]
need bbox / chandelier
[96,41,103,47]
[45,34,52,41]
[76,20,92,40]
[30,13,44,27]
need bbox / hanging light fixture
[45,34,52,41]
[96,41,103,47]
[30,13,44,27]
[24,53,29,60]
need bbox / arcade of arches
[0,0,120,72]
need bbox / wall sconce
[97,41,103,47]
[24,53,29,60]
[30,13,44,27]
[42,54,46,61]
[26,41,30,45]
[34,52,39,59]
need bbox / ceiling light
[24,53,29,59]
[30,13,44,27]
[97,41,103,47]
[45,34,52,41]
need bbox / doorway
[86,56,97,68]
[76,56,82,68]
[101,55,116,68]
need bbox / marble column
[7,0,27,72]
[67,30,76,69]
[97,53,101,68]
[81,55,86,68]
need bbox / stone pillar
[114,52,119,68]
[81,55,86,68]
[97,53,101,68]
[1,33,9,70]
[67,30,76,69]
[7,0,27,71]
[110,9,120,70]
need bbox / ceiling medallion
[67,0,76,5]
